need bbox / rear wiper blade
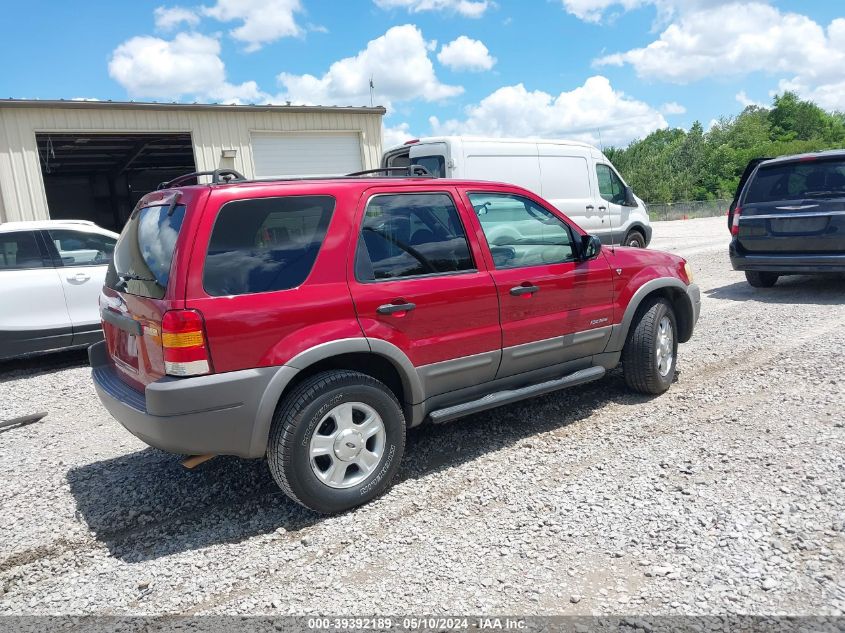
[116,272,164,289]
[805,190,844,198]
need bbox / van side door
[348,187,501,398]
[539,153,598,234]
[595,163,628,243]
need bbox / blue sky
[1,1,843,147]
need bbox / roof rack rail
[157,169,246,190]
[345,166,433,178]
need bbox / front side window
[356,193,474,281]
[596,164,626,205]
[0,231,47,270]
[411,155,446,178]
[204,196,334,296]
[49,229,116,267]
[469,193,575,269]
[106,204,186,299]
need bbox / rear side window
[745,159,845,203]
[106,204,186,299]
[0,231,47,270]
[356,193,474,281]
[204,196,334,296]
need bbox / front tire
[622,298,678,395]
[745,271,778,287]
[267,370,406,514]
[624,229,646,248]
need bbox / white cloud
[108,33,265,103]
[383,122,416,148]
[560,0,742,24]
[660,101,685,115]
[437,36,496,72]
[735,91,763,109]
[202,0,303,52]
[154,6,200,30]
[374,0,489,18]
[595,4,845,109]
[277,25,462,108]
[429,75,667,146]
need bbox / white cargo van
[382,136,652,247]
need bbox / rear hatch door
[101,188,206,390]
[737,156,845,253]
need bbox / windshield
[105,204,186,299]
[745,159,845,203]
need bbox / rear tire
[745,271,778,287]
[624,229,646,248]
[267,370,406,514]
[622,298,677,395]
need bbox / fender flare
[605,278,695,352]
[246,337,424,457]
[624,222,652,246]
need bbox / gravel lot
[0,215,843,617]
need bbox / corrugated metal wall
[0,105,384,223]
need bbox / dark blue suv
[729,150,845,287]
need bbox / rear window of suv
[745,159,845,203]
[203,195,334,296]
[106,203,186,299]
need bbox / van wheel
[622,298,677,395]
[745,271,778,287]
[624,229,646,248]
[267,370,405,514]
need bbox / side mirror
[623,185,638,207]
[580,234,602,260]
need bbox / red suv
[90,169,700,514]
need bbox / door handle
[68,272,91,282]
[376,302,416,315]
[598,206,607,212]
[510,284,539,297]
[585,205,595,211]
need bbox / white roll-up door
[251,132,363,177]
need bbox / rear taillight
[161,309,211,377]
[731,206,742,236]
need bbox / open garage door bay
[35,133,196,231]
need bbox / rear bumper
[730,242,845,273]
[89,341,279,458]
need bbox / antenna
[369,76,375,107]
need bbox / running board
[427,365,606,425]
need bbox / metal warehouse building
[0,99,385,230]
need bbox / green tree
[610,93,845,203]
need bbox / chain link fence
[647,199,730,221]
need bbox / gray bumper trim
[730,252,845,273]
[89,341,280,458]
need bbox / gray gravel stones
[0,217,843,616]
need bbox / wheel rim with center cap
[308,402,386,489]
[656,316,674,377]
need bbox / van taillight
[731,206,742,236]
[161,309,211,377]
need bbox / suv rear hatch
[101,189,205,390]
[736,156,845,254]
